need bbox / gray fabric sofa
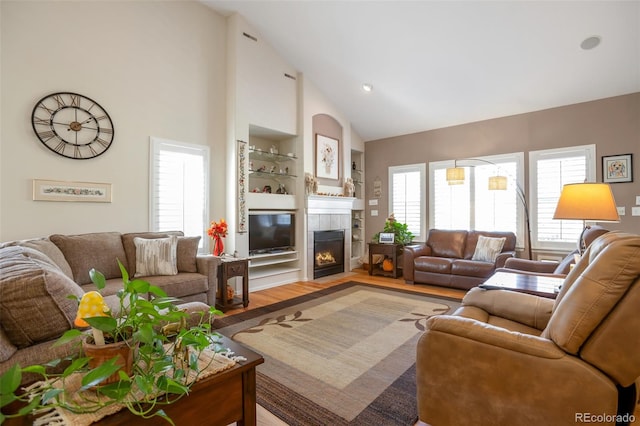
[0,231,218,381]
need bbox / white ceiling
[202,1,640,142]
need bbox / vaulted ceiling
[203,1,640,141]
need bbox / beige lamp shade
[488,175,508,190]
[446,167,465,185]
[553,183,620,221]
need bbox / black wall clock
[31,92,114,160]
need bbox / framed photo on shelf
[602,154,633,183]
[315,134,340,183]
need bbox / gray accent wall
[364,93,640,247]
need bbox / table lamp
[553,182,619,253]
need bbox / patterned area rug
[214,282,461,426]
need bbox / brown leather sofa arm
[422,315,563,358]
[403,244,431,283]
[196,254,220,306]
[503,257,559,273]
[494,251,515,268]
[461,287,554,330]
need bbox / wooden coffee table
[5,336,264,426]
[480,271,564,299]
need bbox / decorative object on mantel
[602,153,633,183]
[33,179,112,203]
[31,92,114,160]
[343,177,355,197]
[208,218,228,256]
[305,172,318,195]
[0,260,224,424]
[372,214,414,245]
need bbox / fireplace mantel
[306,195,355,214]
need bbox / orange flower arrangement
[207,218,228,239]
[207,218,228,256]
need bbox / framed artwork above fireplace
[315,134,341,184]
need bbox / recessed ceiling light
[362,83,373,92]
[581,36,602,50]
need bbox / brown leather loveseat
[403,229,516,290]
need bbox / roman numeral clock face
[31,92,114,159]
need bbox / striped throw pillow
[134,236,178,277]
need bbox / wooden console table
[216,256,249,311]
[5,337,264,426]
[368,243,404,279]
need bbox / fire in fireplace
[313,230,345,279]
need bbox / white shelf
[249,265,301,280]
[247,192,296,209]
[249,250,298,268]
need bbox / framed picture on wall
[315,134,340,182]
[602,154,633,183]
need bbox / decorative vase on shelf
[212,236,224,256]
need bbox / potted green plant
[0,259,223,425]
[372,214,415,245]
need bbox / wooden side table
[215,257,249,311]
[368,243,403,279]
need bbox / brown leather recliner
[416,231,640,425]
[496,225,610,278]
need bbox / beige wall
[0,1,227,241]
[364,93,640,245]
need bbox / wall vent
[242,32,257,42]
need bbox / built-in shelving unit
[350,149,365,270]
[247,133,298,201]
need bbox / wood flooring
[223,268,466,318]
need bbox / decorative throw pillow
[134,236,178,277]
[471,236,506,263]
[0,246,84,348]
[177,236,201,273]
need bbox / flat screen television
[249,213,295,255]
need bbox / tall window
[429,153,525,247]
[530,144,596,250]
[150,137,209,250]
[389,164,425,241]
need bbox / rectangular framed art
[33,179,112,202]
[602,154,633,183]
[315,134,340,183]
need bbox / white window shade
[530,144,595,250]
[150,137,209,249]
[389,164,425,241]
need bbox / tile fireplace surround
[306,195,355,280]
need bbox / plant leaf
[84,316,118,333]
[0,364,21,396]
[89,268,106,290]
[53,329,83,347]
[80,358,122,390]
[62,357,90,377]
